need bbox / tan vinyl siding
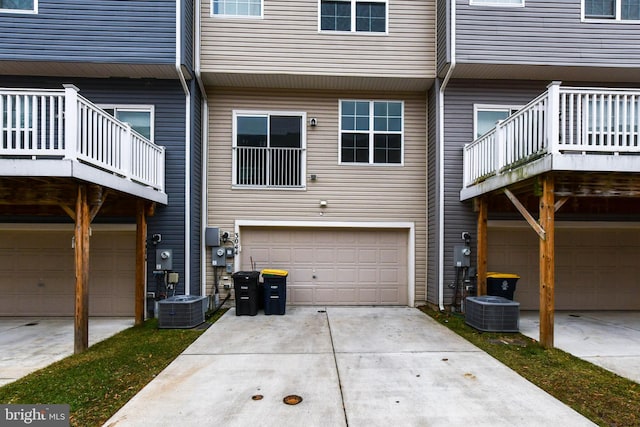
[200,0,435,82]
[206,88,427,304]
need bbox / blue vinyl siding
[181,0,194,72]
[455,0,640,68]
[189,81,203,295]
[0,76,190,295]
[0,0,176,65]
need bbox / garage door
[0,229,135,316]
[488,225,640,310]
[240,227,408,305]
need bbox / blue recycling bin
[261,269,288,315]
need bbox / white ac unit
[465,296,520,332]
[158,295,208,329]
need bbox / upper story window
[340,100,403,165]
[470,0,524,6]
[0,0,36,13]
[474,105,520,139]
[320,0,387,33]
[101,105,155,141]
[584,0,640,20]
[213,0,262,18]
[233,111,306,188]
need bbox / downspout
[437,0,456,310]
[176,0,191,295]
[195,0,210,298]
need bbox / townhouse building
[199,0,435,307]
[433,0,640,345]
[0,0,203,350]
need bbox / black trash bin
[486,272,520,301]
[232,271,260,316]
[261,269,288,315]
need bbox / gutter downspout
[176,0,191,295]
[195,0,209,298]
[438,0,456,310]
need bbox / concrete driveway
[0,317,134,386]
[104,307,594,427]
[520,311,640,384]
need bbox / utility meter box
[212,247,225,267]
[156,249,173,270]
[453,244,471,268]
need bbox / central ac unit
[158,295,208,329]
[465,295,520,332]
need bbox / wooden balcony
[0,85,166,204]
[461,82,640,201]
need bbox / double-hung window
[101,105,155,141]
[320,0,387,33]
[584,0,640,20]
[340,100,403,165]
[212,0,262,17]
[474,105,520,139]
[0,0,36,13]
[233,111,306,188]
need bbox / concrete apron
[104,307,594,427]
[520,311,640,384]
[0,317,134,386]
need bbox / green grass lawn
[0,309,227,427]
[420,306,640,427]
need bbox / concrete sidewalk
[520,311,640,384]
[0,317,133,386]
[104,307,594,427]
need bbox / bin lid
[232,271,261,278]
[487,272,520,279]
[261,269,288,277]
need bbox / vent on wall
[465,296,520,332]
[158,295,208,329]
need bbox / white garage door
[488,225,640,310]
[240,227,408,305]
[0,229,135,316]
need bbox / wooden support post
[476,197,488,296]
[539,175,555,349]
[135,201,147,326]
[74,185,90,354]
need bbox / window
[470,0,524,6]
[340,100,403,164]
[212,0,261,17]
[320,0,387,33]
[101,105,154,141]
[584,0,640,20]
[233,111,306,188]
[474,105,520,139]
[0,0,36,13]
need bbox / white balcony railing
[0,85,165,192]
[234,146,305,188]
[463,83,640,188]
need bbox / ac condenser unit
[465,296,520,332]
[158,295,208,329]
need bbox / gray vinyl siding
[437,0,450,76]
[440,79,547,304]
[181,0,194,71]
[189,81,203,295]
[0,0,176,65]
[456,0,640,67]
[206,88,427,304]
[426,84,439,306]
